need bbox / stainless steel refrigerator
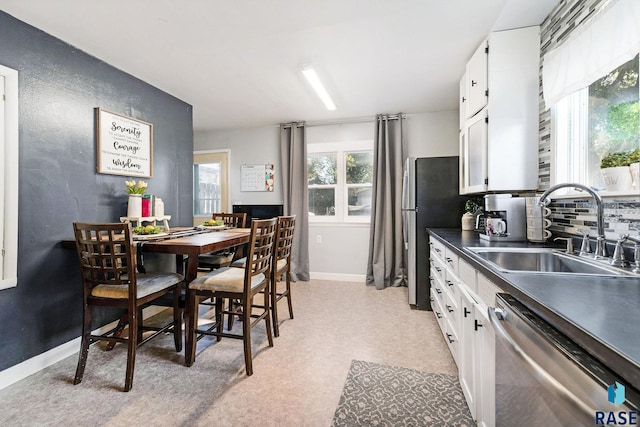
[402,156,464,310]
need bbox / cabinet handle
[435,288,442,294]
[435,248,442,253]
[446,305,454,313]
[461,96,466,102]
[475,319,483,331]
[471,80,477,87]
[464,307,471,318]
[446,257,453,264]
[430,297,434,302]
[435,267,442,273]
[446,333,455,344]
[436,311,443,319]
[446,280,454,287]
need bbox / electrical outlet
[316,235,322,244]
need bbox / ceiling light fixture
[301,65,337,111]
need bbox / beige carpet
[0,280,458,426]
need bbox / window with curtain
[553,54,639,190]
[307,140,373,222]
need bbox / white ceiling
[0,0,559,132]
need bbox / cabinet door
[459,288,477,421]
[463,109,488,193]
[474,305,495,427]
[466,40,488,118]
[459,72,467,130]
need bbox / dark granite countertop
[428,228,640,392]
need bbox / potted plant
[462,199,482,231]
[600,151,633,191]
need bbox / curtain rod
[281,114,405,129]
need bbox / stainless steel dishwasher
[489,293,639,426]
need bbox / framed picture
[95,108,153,177]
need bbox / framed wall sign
[95,108,153,177]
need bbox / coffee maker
[478,194,526,242]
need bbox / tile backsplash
[548,197,640,240]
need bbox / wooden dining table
[136,227,251,284]
[62,226,251,285]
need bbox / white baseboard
[310,272,366,283]
[0,306,167,391]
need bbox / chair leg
[286,272,294,319]
[184,291,197,367]
[263,284,274,348]
[243,297,253,376]
[106,314,127,351]
[216,297,224,341]
[124,309,137,392]
[271,275,280,337]
[226,298,235,330]
[74,303,92,385]
[173,287,183,352]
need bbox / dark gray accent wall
[0,11,193,371]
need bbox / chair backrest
[244,218,278,284]
[212,213,247,228]
[274,215,296,271]
[73,222,137,299]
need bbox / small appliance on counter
[478,194,526,242]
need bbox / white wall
[194,110,459,281]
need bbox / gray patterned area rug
[332,360,474,426]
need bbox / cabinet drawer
[431,256,445,282]
[444,248,459,275]
[458,258,477,293]
[431,287,446,328]
[445,316,460,365]
[477,274,502,307]
[430,238,446,261]
[430,268,446,305]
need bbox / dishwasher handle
[488,306,596,420]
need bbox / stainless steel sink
[464,247,634,276]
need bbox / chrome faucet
[538,183,607,259]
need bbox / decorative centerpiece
[125,179,148,218]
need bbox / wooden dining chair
[198,212,247,270]
[269,215,296,337]
[72,222,183,392]
[228,215,295,336]
[184,218,277,375]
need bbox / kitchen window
[307,141,373,223]
[552,54,639,192]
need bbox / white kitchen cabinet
[430,237,498,427]
[465,40,489,119]
[459,72,468,130]
[459,26,540,194]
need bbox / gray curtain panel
[280,123,310,282]
[366,115,406,289]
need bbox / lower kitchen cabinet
[430,240,497,427]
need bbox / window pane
[308,153,337,185]
[194,162,221,215]
[347,186,371,216]
[345,152,373,184]
[308,188,335,216]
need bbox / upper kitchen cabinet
[465,40,489,120]
[459,26,540,194]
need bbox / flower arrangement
[125,179,148,195]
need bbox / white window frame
[193,149,230,226]
[0,64,18,290]
[308,140,373,224]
